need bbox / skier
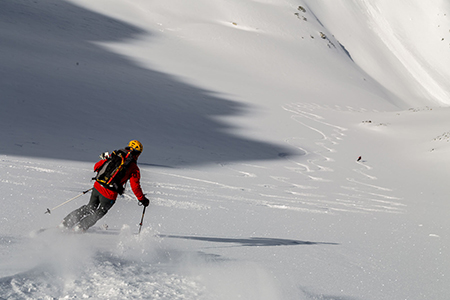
[61,140,150,232]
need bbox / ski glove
[140,197,150,207]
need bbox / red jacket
[93,156,145,201]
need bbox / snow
[1,0,450,299]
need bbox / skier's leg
[62,188,100,228]
[85,188,101,211]
[62,205,91,228]
[77,191,115,231]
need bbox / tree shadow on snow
[0,0,295,166]
[159,234,339,247]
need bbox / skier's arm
[129,166,145,201]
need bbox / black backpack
[94,149,134,194]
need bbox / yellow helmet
[127,140,143,153]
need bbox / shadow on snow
[160,234,339,247]
[0,0,296,166]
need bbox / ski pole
[138,206,147,234]
[45,188,93,214]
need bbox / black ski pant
[62,187,115,230]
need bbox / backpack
[94,149,134,194]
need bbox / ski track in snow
[133,103,405,216]
[277,103,404,214]
[146,103,405,216]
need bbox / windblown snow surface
[1,0,450,299]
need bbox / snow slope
[1,0,450,299]
[305,0,450,106]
